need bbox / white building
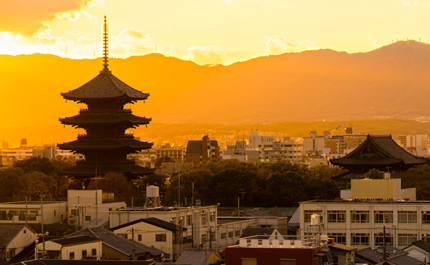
[36,236,102,260]
[0,224,38,260]
[248,131,274,152]
[109,205,218,249]
[0,201,67,225]
[299,176,430,249]
[67,190,126,229]
[302,131,326,156]
[262,141,302,162]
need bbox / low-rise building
[0,224,38,261]
[0,201,67,225]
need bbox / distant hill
[1,40,430,144]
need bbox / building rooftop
[110,217,186,233]
[51,236,100,246]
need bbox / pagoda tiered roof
[58,138,152,151]
[60,112,151,126]
[61,73,149,102]
[330,135,426,170]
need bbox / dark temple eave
[59,113,151,126]
[58,139,153,151]
[61,73,149,101]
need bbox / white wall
[7,226,38,260]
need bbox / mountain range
[1,40,430,144]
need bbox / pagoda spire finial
[101,15,111,74]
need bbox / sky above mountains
[0,0,428,65]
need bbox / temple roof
[330,135,426,166]
[58,138,152,151]
[61,73,149,101]
[60,112,151,126]
[60,163,154,178]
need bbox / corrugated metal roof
[288,206,300,227]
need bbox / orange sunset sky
[0,0,428,65]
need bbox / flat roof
[0,201,65,205]
[301,199,427,204]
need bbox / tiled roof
[331,135,426,166]
[0,224,26,247]
[66,227,163,257]
[186,141,202,153]
[83,219,109,229]
[110,217,186,233]
[176,249,219,265]
[59,163,154,178]
[60,113,151,126]
[17,259,156,265]
[62,73,149,101]
[239,227,276,238]
[410,240,430,253]
[388,254,423,265]
[51,236,100,245]
[288,206,300,227]
[58,138,152,151]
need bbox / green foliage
[87,172,135,205]
[164,159,340,207]
[155,156,173,168]
[13,157,55,175]
[356,169,384,179]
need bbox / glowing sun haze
[0,0,428,65]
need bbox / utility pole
[383,226,386,261]
[131,228,135,260]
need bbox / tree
[0,168,24,202]
[13,157,55,175]
[87,172,135,204]
[50,156,76,196]
[356,169,384,179]
[155,156,173,169]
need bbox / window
[398,211,417,223]
[328,211,346,223]
[169,217,176,224]
[8,211,18,220]
[304,211,323,223]
[138,234,142,241]
[29,211,37,221]
[187,215,192,226]
[280,260,296,265]
[228,231,234,238]
[71,209,78,216]
[165,254,171,259]
[118,234,127,239]
[201,234,207,242]
[82,250,87,258]
[398,234,417,246]
[178,216,183,226]
[156,234,166,242]
[69,252,75,260]
[221,233,226,239]
[0,211,6,220]
[85,216,91,221]
[19,211,26,221]
[374,232,393,246]
[92,249,97,256]
[7,250,15,259]
[201,214,207,226]
[328,233,346,245]
[374,211,393,223]
[351,233,370,246]
[423,212,430,223]
[351,211,369,223]
[210,212,215,222]
[210,232,215,241]
[242,258,257,265]
[235,230,241,236]
[423,234,430,244]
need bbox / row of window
[169,212,216,226]
[305,210,428,224]
[0,211,38,221]
[327,233,418,246]
[69,249,97,259]
[220,229,242,239]
[242,259,297,265]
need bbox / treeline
[162,160,344,207]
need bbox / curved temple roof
[58,138,153,151]
[61,73,149,101]
[60,113,151,126]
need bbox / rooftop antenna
[101,15,111,74]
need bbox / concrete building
[185,136,220,164]
[222,140,260,161]
[36,236,103,260]
[262,141,302,162]
[155,143,186,162]
[299,176,430,250]
[67,190,126,229]
[0,201,67,225]
[303,131,326,156]
[110,217,189,261]
[109,205,218,249]
[248,131,274,151]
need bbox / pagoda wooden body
[58,69,154,179]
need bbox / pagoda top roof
[61,73,149,101]
[330,135,427,166]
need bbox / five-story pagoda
[58,16,154,180]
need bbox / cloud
[184,45,227,65]
[262,36,316,55]
[0,0,100,36]
[402,0,430,6]
[116,28,152,42]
